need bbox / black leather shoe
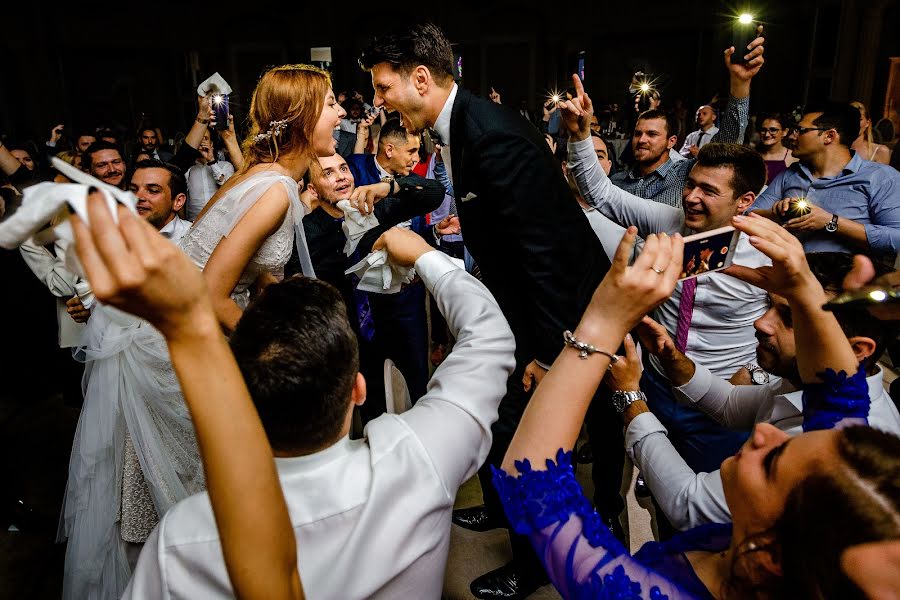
[634,474,651,498]
[470,561,547,599]
[452,505,501,532]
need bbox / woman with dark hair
[493,215,899,599]
[755,113,797,184]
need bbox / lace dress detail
[802,365,870,431]
[491,367,870,600]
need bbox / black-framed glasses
[792,126,832,135]
[759,127,782,134]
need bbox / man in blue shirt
[751,102,900,258]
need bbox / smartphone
[730,17,757,65]
[823,287,900,313]
[212,93,229,131]
[576,51,586,82]
[679,226,740,280]
[365,105,382,120]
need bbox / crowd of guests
[1,20,899,600]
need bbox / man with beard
[619,251,900,531]
[610,29,764,208]
[136,127,174,163]
[84,140,127,189]
[360,23,612,598]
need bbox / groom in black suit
[361,23,616,598]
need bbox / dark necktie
[675,278,697,353]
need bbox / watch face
[751,369,769,385]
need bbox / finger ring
[652,266,665,274]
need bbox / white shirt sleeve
[567,137,684,236]
[673,362,771,430]
[626,412,732,530]
[400,251,515,496]
[19,238,79,298]
[679,131,698,157]
[122,523,166,599]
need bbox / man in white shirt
[679,105,719,158]
[127,159,191,243]
[563,81,770,479]
[124,227,515,599]
[620,252,900,530]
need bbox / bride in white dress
[60,64,346,600]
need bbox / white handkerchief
[0,158,137,277]
[345,248,415,294]
[197,72,233,97]
[336,199,379,256]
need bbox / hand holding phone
[211,93,229,131]
[730,16,758,65]
[678,226,740,280]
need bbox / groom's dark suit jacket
[449,88,612,366]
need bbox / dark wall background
[0,0,896,145]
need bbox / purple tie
[675,278,697,353]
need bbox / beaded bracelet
[563,330,618,362]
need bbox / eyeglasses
[759,127,782,134]
[791,126,832,135]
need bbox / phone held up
[211,91,229,131]
[730,14,757,65]
[678,226,740,280]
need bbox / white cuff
[415,250,460,293]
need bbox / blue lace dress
[492,367,869,600]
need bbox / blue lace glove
[802,365,869,432]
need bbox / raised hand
[603,333,641,391]
[558,74,594,141]
[634,315,677,358]
[725,25,765,96]
[71,191,211,340]
[582,228,683,335]
[489,87,501,104]
[50,124,65,145]
[723,213,821,302]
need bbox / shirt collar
[627,156,674,181]
[433,83,458,146]
[274,435,359,475]
[158,214,185,238]
[374,156,391,180]
[798,151,864,181]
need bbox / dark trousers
[369,281,429,403]
[640,365,748,474]
[585,387,626,519]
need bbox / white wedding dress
[59,170,314,600]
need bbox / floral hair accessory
[253,119,289,143]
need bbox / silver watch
[745,363,770,385]
[611,390,646,414]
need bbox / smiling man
[359,22,612,598]
[127,159,191,242]
[84,140,127,189]
[564,77,771,516]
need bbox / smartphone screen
[577,52,586,81]
[679,226,740,280]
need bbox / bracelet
[563,330,618,362]
[196,117,210,125]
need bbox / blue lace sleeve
[802,365,869,432]
[492,450,706,600]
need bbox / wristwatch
[745,363,770,385]
[825,214,839,233]
[380,175,397,195]
[611,390,646,414]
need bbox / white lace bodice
[178,171,299,309]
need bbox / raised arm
[71,193,303,600]
[711,27,765,145]
[560,75,683,235]
[0,139,23,176]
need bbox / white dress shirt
[627,366,900,530]
[568,136,770,377]
[185,161,235,220]
[434,83,459,182]
[123,251,515,600]
[679,126,719,157]
[159,214,192,245]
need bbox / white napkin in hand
[337,199,379,256]
[345,248,414,294]
[197,72,232,97]
[0,158,137,277]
